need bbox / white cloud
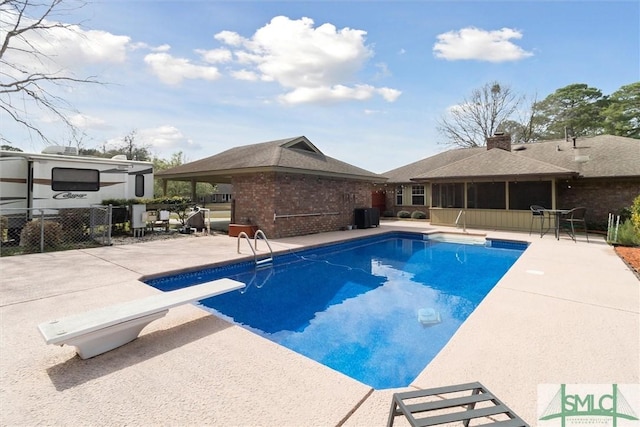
[0,15,130,77]
[144,52,222,85]
[231,69,259,81]
[69,114,109,129]
[214,30,245,47]
[376,87,402,102]
[152,44,172,52]
[279,84,376,104]
[139,125,202,153]
[433,27,533,62]
[214,16,400,104]
[196,48,233,64]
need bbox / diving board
[38,278,245,359]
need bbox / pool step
[256,257,273,269]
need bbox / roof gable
[281,137,322,154]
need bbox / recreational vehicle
[0,146,154,240]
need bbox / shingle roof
[382,147,483,182]
[384,135,640,182]
[156,136,386,182]
[413,147,576,181]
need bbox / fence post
[39,209,45,253]
[107,205,113,246]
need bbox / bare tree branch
[0,0,100,146]
[437,81,524,148]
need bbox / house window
[509,181,552,210]
[412,185,425,205]
[396,186,403,205]
[431,183,464,208]
[51,168,99,191]
[135,174,145,197]
[467,182,506,209]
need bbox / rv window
[135,174,144,197]
[52,168,100,191]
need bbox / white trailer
[0,147,154,239]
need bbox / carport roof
[156,136,386,183]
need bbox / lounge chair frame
[387,381,528,427]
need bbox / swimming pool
[146,232,527,389]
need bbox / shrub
[615,219,640,246]
[0,216,7,242]
[20,220,63,253]
[397,210,411,219]
[59,208,91,241]
[411,211,427,219]
[382,210,395,218]
[631,194,640,233]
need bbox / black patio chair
[560,207,589,242]
[529,205,546,237]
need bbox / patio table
[542,209,570,240]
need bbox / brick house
[156,136,386,238]
[381,134,640,230]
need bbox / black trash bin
[354,208,379,229]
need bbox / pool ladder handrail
[236,230,273,268]
[240,266,274,294]
[455,209,466,232]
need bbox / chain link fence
[0,206,113,256]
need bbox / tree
[1,144,22,151]
[532,83,608,140]
[0,0,99,146]
[497,93,543,144]
[602,82,640,139]
[116,130,150,161]
[78,130,152,160]
[437,81,524,147]
[153,152,215,200]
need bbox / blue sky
[2,0,638,173]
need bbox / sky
[1,0,639,174]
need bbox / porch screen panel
[467,182,506,209]
[431,183,464,208]
[509,181,552,210]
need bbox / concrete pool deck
[1,221,638,426]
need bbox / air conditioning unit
[41,146,78,155]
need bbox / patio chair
[560,207,589,242]
[529,205,546,237]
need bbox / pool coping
[1,221,638,426]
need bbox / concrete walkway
[1,221,638,426]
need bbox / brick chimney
[486,133,512,151]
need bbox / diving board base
[37,278,246,359]
[65,310,168,359]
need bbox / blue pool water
[146,232,526,389]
